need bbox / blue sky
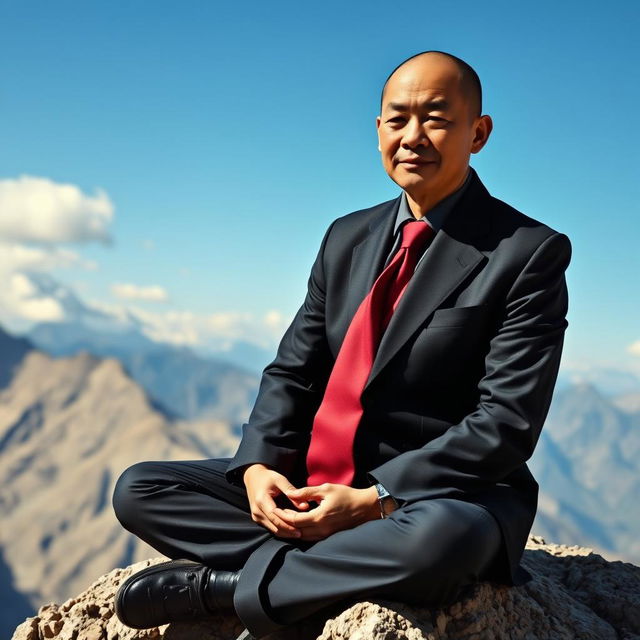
[1,0,639,375]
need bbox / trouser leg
[113,459,503,640]
[111,457,273,569]
[234,497,503,638]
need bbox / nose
[402,117,429,149]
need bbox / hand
[242,464,310,539]
[273,483,381,541]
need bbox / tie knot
[400,220,434,249]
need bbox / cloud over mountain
[0,175,113,244]
[0,174,285,358]
[0,175,111,329]
[111,283,169,302]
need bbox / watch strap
[374,482,397,518]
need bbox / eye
[386,116,406,124]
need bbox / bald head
[380,51,482,119]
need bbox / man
[112,51,571,640]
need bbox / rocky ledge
[11,536,640,640]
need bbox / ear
[470,114,493,154]
[376,115,382,151]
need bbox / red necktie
[306,220,435,486]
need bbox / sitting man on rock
[111,50,571,640]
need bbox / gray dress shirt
[383,168,473,269]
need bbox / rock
[11,536,640,640]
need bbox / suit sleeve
[225,220,336,486]
[367,231,572,505]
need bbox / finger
[272,507,302,526]
[260,507,298,533]
[272,507,308,527]
[274,476,299,496]
[266,510,300,535]
[287,496,310,510]
[248,494,275,531]
[273,478,309,509]
[256,494,277,519]
[257,499,301,535]
[286,485,327,503]
[254,507,301,537]
[253,511,278,535]
[268,514,303,539]
[281,508,324,528]
[255,495,286,528]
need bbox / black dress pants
[112,458,502,639]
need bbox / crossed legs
[112,457,502,638]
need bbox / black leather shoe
[115,559,217,629]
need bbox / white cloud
[0,174,287,350]
[0,242,98,329]
[263,310,288,334]
[0,175,111,329]
[628,341,640,357]
[0,241,96,273]
[111,283,169,302]
[1,272,65,323]
[207,311,253,334]
[0,175,113,244]
[0,257,288,350]
[128,307,290,350]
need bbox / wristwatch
[374,483,398,519]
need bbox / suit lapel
[363,171,492,390]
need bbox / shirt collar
[393,167,473,236]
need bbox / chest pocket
[426,304,489,329]
[398,304,492,388]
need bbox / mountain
[556,366,640,397]
[530,382,640,563]
[201,339,275,374]
[0,325,32,390]
[0,549,33,640]
[28,321,260,424]
[19,274,263,423]
[612,391,640,414]
[0,342,239,634]
[23,270,275,373]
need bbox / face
[376,55,492,210]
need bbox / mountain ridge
[28,320,260,424]
[0,332,240,634]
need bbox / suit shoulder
[315,197,399,256]
[488,195,571,250]
[330,197,399,231]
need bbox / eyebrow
[385,98,450,112]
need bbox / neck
[405,168,470,218]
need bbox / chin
[393,173,438,193]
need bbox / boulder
[11,536,640,640]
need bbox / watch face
[381,496,395,516]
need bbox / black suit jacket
[227,169,571,586]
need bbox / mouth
[396,157,436,167]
